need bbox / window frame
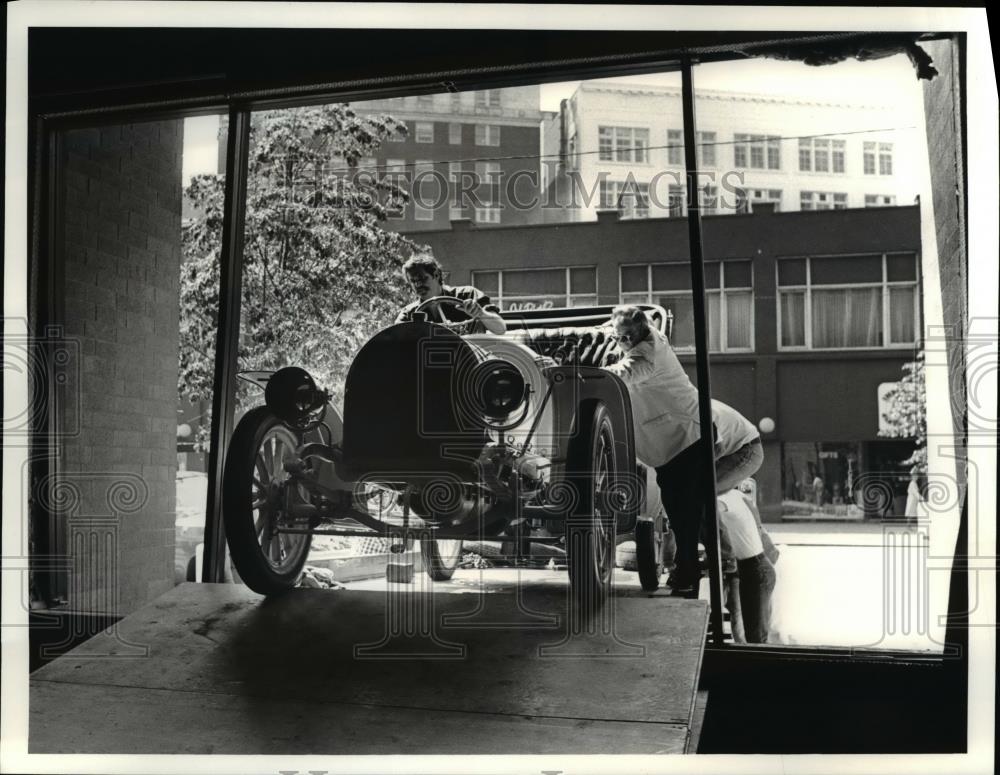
[799,137,847,174]
[776,252,921,352]
[600,179,651,219]
[30,29,965,667]
[474,123,501,146]
[598,124,650,164]
[414,120,434,143]
[800,190,849,210]
[472,265,599,310]
[618,261,756,353]
[734,133,781,170]
[667,128,715,167]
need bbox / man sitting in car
[396,252,507,335]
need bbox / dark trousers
[655,441,708,585]
[736,553,777,643]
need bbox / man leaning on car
[396,252,507,335]
[602,304,705,596]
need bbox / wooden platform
[30,580,708,754]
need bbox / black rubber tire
[223,406,312,595]
[420,538,463,580]
[565,402,617,609]
[635,515,665,592]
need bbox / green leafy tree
[180,105,423,449]
[878,350,927,474]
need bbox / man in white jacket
[603,305,705,595]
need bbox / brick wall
[921,38,968,493]
[58,120,183,614]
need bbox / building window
[666,129,715,166]
[448,123,462,144]
[700,184,718,215]
[801,191,848,210]
[413,160,437,221]
[736,188,782,213]
[667,129,683,165]
[865,194,897,207]
[448,161,464,220]
[474,206,501,224]
[619,260,754,352]
[798,138,846,173]
[832,140,846,173]
[777,253,919,350]
[474,161,501,223]
[475,89,502,108]
[734,134,781,170]
[415,122,434,143]
[471,266,598,310]
[879,143,894,175]
[599,180,649,219]
[598,126,649,163]
[667,184,685,218]
[475,124,501,146]
[700,131,717,167]
[864,141,894,175]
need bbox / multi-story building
[412,204,923,522]
[353,87,544,231]
[541,81,920,221]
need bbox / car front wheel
[223,407,312,595]
[565,402,617,609]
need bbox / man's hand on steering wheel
[413,296,482,328]
[411,295,506,335]
[458,298,487,321]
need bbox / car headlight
[472,359,527,420]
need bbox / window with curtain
[777,253,919,349]
[471,266,597,310]
[620,260,754,351]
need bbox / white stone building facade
[543,81,922,221]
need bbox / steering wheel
[412,295,474,327]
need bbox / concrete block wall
[58,120,184,614]
[921,38,968,496]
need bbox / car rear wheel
[566,402,617,609]
[223,406,312,595]
[635,514,665,591]
[420,538,463,580]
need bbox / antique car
[222,301,672,603]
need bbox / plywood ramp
[30,581,707,754]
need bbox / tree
[878,350,927,474]
[180,104,423,449]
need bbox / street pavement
[341,522,940,652]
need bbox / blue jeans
[715,439,764,494]
[736,553,776,643]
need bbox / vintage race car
[222,300,672,603]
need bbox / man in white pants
[717,489,776,643]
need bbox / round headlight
[473,360,527,420]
